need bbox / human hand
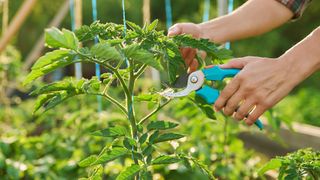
[214,57,296,126]
[168,23,204,72]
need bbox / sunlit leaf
[123,44,162,70]
[90,42,122,62]
[116,164,141,180]
[45,27,79,50]
[78,155,98,167]
[147,121,179,131]
[91,126,127,137]
[79,147,128,167]
[24,51,75,85]
[147,19,158,31]
[152,155,180,165]
[258,159,282,176]
[154,133,184,143]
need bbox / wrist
[198,15,231,43]
[277,27,320,86]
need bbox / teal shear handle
[196,66,264,130]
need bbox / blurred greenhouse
[0,0,319,179]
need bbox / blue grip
[202,66,240,80]
[196,85,264,130]
[196,85,219,105]
[254,119,264,130]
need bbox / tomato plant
[23,20,233,179]
[259,148,320,179]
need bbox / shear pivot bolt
[190,76,198,83]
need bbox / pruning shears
[163,66,264,130]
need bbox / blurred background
[0,0,319,179]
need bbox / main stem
[127,61,139,167]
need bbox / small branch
[134,64,147,80]
[138,99,172,125]
[76,50,130,98]
[101,93,127,116]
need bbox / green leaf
[139,133,148,145]
[258,158,282,176]
[116,164,141,180]
[45,91,75,110]
[142,145,154,156]
[78,155,98,167]
[147,19,158,31]
[163,42,185,83]
[82,77,102,94]
[124,44,162,70]
[148,130,159,144]
[173,35,218,55]
[135,94,158,102]
[214,48,233,60]
[30,79,74,95]
[188,93,216,120]
[90,42,122,62]
[127,21,143,34]
[147,121,179,131]
[24,51,75,85]
[189,157,215,179]
[79,147,128,167]
[152,155,180,165]
[154,133,184,143]
[31,49,71,70]
[45,27,79,50]
[91,126,127,137]
[33,94,56,113]
[123,137,136,150]
[141,171,152,180]
[75,25,94,42]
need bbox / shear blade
[162,70,205,98]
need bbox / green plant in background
[259,148,320,179]
[0,45,22,105]
[24,20,232,179]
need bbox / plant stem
[138,99,171,125]
[223,117,228,146]
[127,60,139,167]
[76,50,130,98]
[134,64,147,80]
[101,93,127,116]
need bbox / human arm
[214,27,320,125]
[168,0,294,71]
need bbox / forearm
[279,27,320,87]
[198,0,293,43]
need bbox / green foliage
[79,147,128,167]
[23,20,240,179]
[116,164,141,180]
[259,148,320,179]
[152,155,181,165]
[45,28,79,50]
[91,127,128,137]
[147,120,179,131]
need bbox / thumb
[168,24,182,36]
[219,58,251,69]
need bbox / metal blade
[162,70,205,98]
[171,73,189,88]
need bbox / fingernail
[168,27,178,36]
[214,106,219,112]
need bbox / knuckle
[243,83,254,91]
[253,93,264,101]
[261,100,272,108]
[220,89,232,98]
[214,101,223,110]
[223,107,233,116]
[236,110,247,119]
